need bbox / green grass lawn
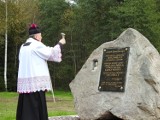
[0,91,77,120]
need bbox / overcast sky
[65,0,76,5]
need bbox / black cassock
[16,91,48,120]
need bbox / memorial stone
[70,28,160,120]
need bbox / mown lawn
[0,91,77,120]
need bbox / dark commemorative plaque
[98,47,130,92]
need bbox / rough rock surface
[69,28,160,120]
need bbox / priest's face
[35,33,42,42]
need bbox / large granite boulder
[69,28,160,120]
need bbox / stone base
[49,115,80,120]
[49,113,123,120]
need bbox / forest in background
[0,0,160,91]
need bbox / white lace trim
[17,76,52,93]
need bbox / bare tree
[4,0,8,91]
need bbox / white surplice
[17,38,62,93]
